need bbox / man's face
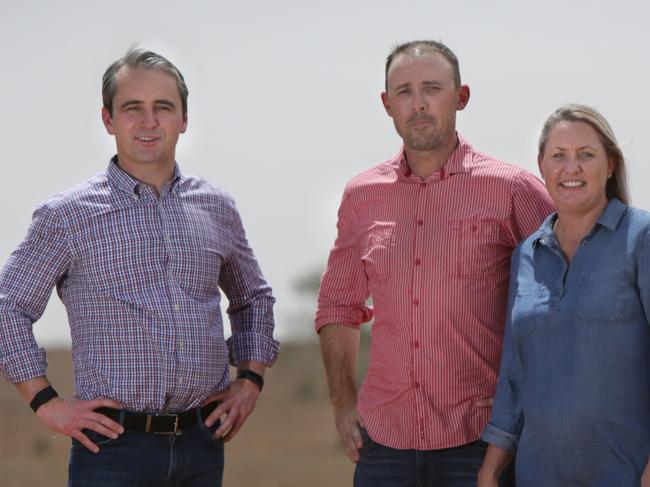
[101,67,187,170]
[381,52,468,152]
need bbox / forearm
[319,323,360,407]
[478,444,513,483]
[15,376,51,405]
[235,360,266,375]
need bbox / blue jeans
[354,429,514,487]
[68,423,224,486]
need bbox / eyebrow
[392,80,443,92]
[552,145,598,151]
[119,99,177,109]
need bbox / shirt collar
[394,132,474,180]
[107,156,184,196]
[532,198,627,248]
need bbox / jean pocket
[359,427,376,450]
[360,222,395,283]
[72,429,117,448]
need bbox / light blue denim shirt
[482,198,650,486]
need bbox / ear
[381,91,393,117]
[101,107,115,135]
[456,85,470,111]
[181,112,188,134]
[607,158,616,178]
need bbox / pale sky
[2,0,650,345]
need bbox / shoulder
[342,159,399,203]
[470,151,541,184]
[176,175,235,206]
[36,172,111,221]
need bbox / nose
[411,92,427,112]
[564,155,582,173]
[140,107,159,128]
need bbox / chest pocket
[450,220,510,279]
[574,271,631,324]
[360,222,395,283]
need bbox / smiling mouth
[560,181,585,188]
[135,136,160,142]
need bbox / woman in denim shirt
[478,104,650,487]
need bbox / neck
[554,200,608,261]
[117,158,176,196]
[404,134,458,179]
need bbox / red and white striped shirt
[316,134,553,450]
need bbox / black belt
[96,402,219,435]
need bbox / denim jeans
[354,429,514,487]
[68,422,224,487]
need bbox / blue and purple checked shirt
[0,159,278,412]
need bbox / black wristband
[237,369,264,392]
[29,385,59,413]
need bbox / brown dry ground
[0,341,367,487]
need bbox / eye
[423,86,440,94]
[156,105,172,111]
[551,152,564,160]
[579,151,594,159]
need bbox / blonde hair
[538,104,629,205]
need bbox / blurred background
[1,0,650,484]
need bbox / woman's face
[538,120,614,217]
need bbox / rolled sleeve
[315,188,372,332]
[0,204,70,383]
[481,422,519,453]
[220,200,278,367]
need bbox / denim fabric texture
[354,429,514,487]
[68,423,224,487]
[483,199,650,486]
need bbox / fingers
[344,422,363,462]
[475,397,494,408]
[71,430,99,454]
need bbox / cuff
[1,347,48,384]
[315,305,374,333]
[226,332,280,367]
[481,422,519,453]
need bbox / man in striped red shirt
[316,40,553,486]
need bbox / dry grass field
[0,341,369,487]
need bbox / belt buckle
[145,413,180,435]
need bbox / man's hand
[641,454,650,487]
[203,378,260,442]
[334,402,364,463]
[36,396,124,453]
[475,397,494,408]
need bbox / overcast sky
[2,0,649,345]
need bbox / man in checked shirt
[316,40,554,486]
[0,47,278,486]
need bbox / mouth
[559,180,585,188]
[135,136,161,143]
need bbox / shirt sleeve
[0,204,71,383]
[508,170,555,243]
[221,200,279,367]
[315,186,373,332]
[481,248,526,452]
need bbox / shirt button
[414,382,420,388]
[131,194,139,201]
[178,340,184,350]
[178,377,184,385]
[420,182,426,188]
[413,299,419,306]
[414,341,420,348]
[417,219,423,226]
[414,258,421,266]
[174,303,180,311]
[164,234,171,242]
